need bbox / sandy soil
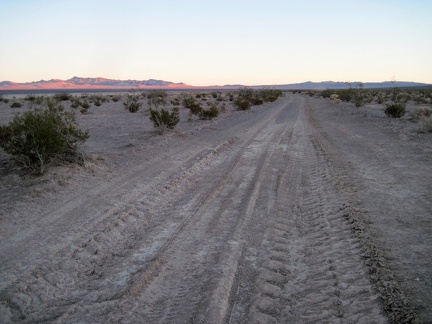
[0,93,431,323]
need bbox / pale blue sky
[1,0,431,85]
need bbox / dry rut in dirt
[1,95,412,323]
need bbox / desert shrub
[353,93,365,107]
[419,116,432,133]
[234,98,252,110]
[336,89,354,102]
[111,95,121,102]
[259,89,283,102]
[384,103,406,118]
[200,105,219,120]
[90,95,107,106]
[0,102,89,175]
[11,102,22,108]
[234,87,282,109]
[2,98,10,104]
[149,107,180,133]
[70,97,81,109]
[123,94,142,113]
[147,90,167,107]
[170,97,181,106]
[211,91,219,99]
[53,92,72,101]
[409,108,432,122]
[320,89,333,98]
[24,94,36,101]
[234,87,255,110]
[80,100,90,110]
[182,94,202,115]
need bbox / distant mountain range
[0,77,430,91]
[262,81,432,90]
[0,77,191,91]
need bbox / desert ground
[0,91,431,323]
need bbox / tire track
[228,100,388,323]
[0,97,295,323]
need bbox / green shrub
[182,94,202,115]
[384,103,406,118]
[147,90,167,107]
[259,89,283,102]
[90,95,107,106]
[320,89,333,98]
[70,97,81,109]
[0,102,89,175]
[234,98,252,110]
[53,92,72,101]
[11,102,22,108]
[336,89,354,102]
[200,105,219,119]
[80,100,90,110]
[149,107,180,133]
[170,97,181,106]
[123,94,142,113]
[24,94,36,101]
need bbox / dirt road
[1,94,430,323]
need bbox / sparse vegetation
[149,107,180,133]
[182,94,203,116]
[0,100,89,175]
[147,90,167,107]
[90,94,108,107]
[409,108,432,122]
[123,93,142,113]
[233,87,283,110]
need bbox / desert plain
[0,91,431,323]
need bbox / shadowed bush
[384,103,406,118]
[53,92,72,101]
[10,102,22,108]
[0,100,89,175]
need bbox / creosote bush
[53,92,72,101]
[234,87,283,110]
[200,105,219,120]
[149,107,180,133]
[10,102,22,108]
[0,99,89,175]
[147,90,167,107]
[123,94,142,113]
[182,94,203,115]
[384,103,406,118]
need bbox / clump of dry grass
[419,116,432,133]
